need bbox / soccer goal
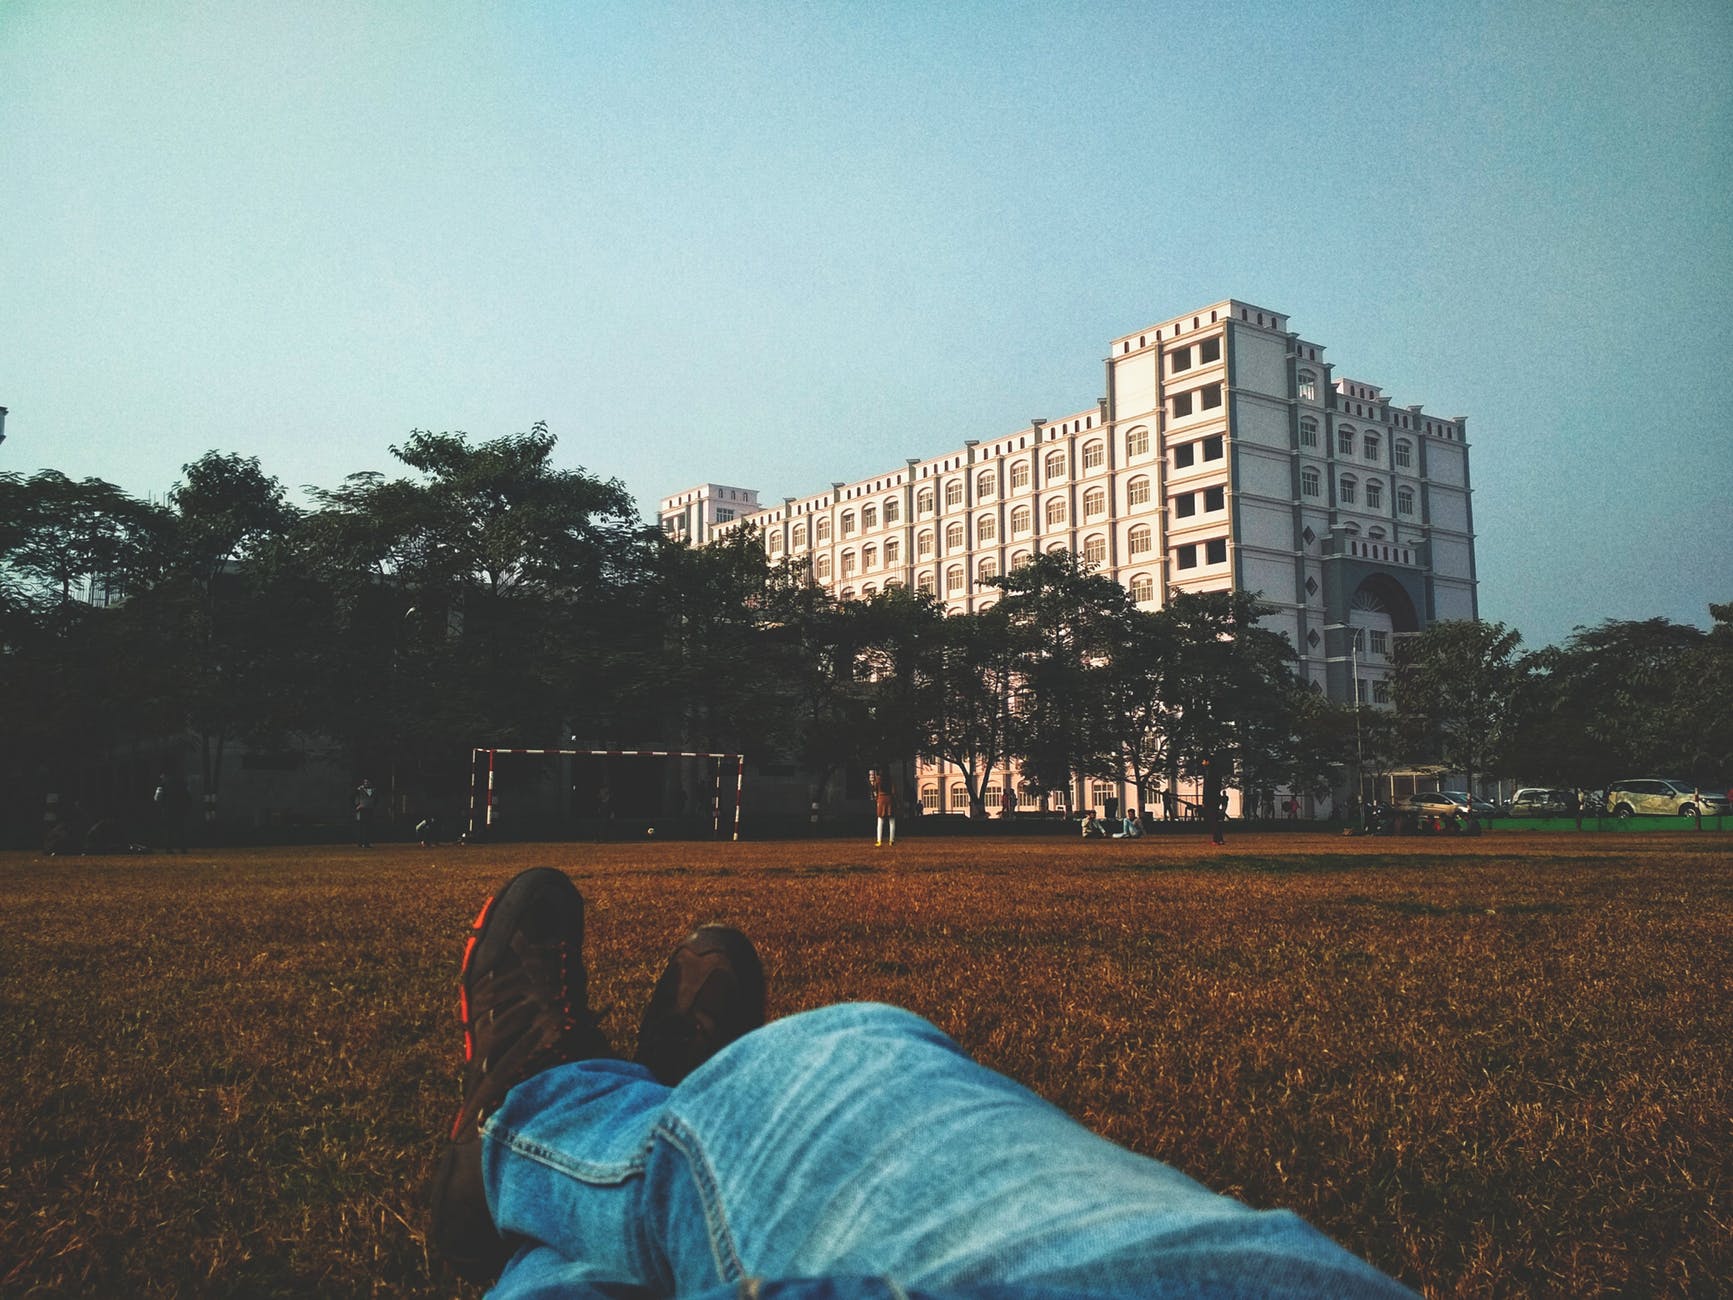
[467,747,744,841]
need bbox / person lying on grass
[430,868,1417,1298]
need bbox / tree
[921,605,1018,817]
[1391,619,1525,796]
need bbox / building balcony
[1323,534,1428,569]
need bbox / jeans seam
[487,1120,648,1185]
[658,1112,746,1285]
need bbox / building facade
[660,298,1477,814]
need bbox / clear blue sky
[3,1,1728,649]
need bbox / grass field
[3,831,1729,1297]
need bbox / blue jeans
[483,1004,1414,1299]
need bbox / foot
[430,868,611,1283]
[635,926,765,1087]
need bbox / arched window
[793,522,808,547]
[1362,432,1381,461]
[1127,476,1151,506]
[1126,426,1150,457]
[1338,426,1355,456]
[1298,369,1318,402]
[917,570,934,593]
[862,504,878,530]
[976,470,995,499]
[815,554,832,580]
[945,522,964,549]
[1339,475,1358,506]
[1301,467,1321,497]
[883,497,900,523]
[862,583,877,596]
[1012,548,1032,568]
[1300,418,1319,448]
[949,782,968,810]
[917,530,934,558]
[1010,460,1030,490]
[1083,487,1106,518]
[917,488,935,515]
[976,514,997,543]
[1083,534,1106,565]
[1368,526,1386,540]
[841,550,856,577]
[1082,440,1105,470]
[1129,573,1155,602]
[945,479,964,507]
[1011,505,1032,534]
[1397,486,1416,516]
[839,587,854,600]
[1365,480,1383,509]
[863,544,878,569]
[768,533,782,553]
[1128,524,1153,556]
[1045,497,1067,527]
[841,511,856,537]
[945,564,964,593]
[977,557,997,584]
[1045,451,1066,480]
[815,518,832,543]
[884,539,899,565]
[1394,440,1413,469]
[920,784,939,811]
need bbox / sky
[2,0,1728,650]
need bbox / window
[1362,433,1380,461]
[950,783,968,810]
[768,533,782,553]
[1300,418,1319,448]
[1205,537,1227,565]
[1128,524,1153,556]
[921,784,939,811]
[917,571,934,593]
[1370,630,1389,656]
[1203,485,1224,512]
[917,530,934,558]
[863,545,877,570]
[1011,505,1032,535]
[1175,493,1197,518]
[945,565,964,593]
[1084,534,1106,565]
[1129,573,1155,602]
[1394,440,1412,469]
[1200,383,1222,410]
[1171,391,1194,418]
[1012,548,1032,568]
[861,584,876,596]
[1083,487,1106,518]
[1126,426,1150,457]
[1174,443,1195,469]
[839,587,854,601]
[1082,441,1104,470]
[1045,451,1066,480]
[884,539,899,565]
[1365,480,1383,509]
[1175,544,1198,570]
[1045,497,1067,527]
[841,511,856,536]
[862,505,877,530]
[1340,475,1357,505]
[917,488,935,515]
[978,558,997,584]
[976,471,995,499]
[1298,370,1317,402]
[1128,476,1151,506]
[1397,486,1415,516]
[1011,460,1030,489]
[1199,336,1221,364]
[884,498,900,523]
[945,479,963,508]
[815,555,832,580]
[976,514,996,543]
[1373,679,1391,704]
[1202,435,1223,461]
[841,551,856,577]
[793,523,808,547]
[945,522,964,549]
[816,518,831,543]
[1338,427,1355,456]
[1301,467,1321,497]
[1170,346,1193,373]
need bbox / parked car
[1603,779,1729,820]
[1405,791,1469,815]
[1440,791,1499,819]
[1509,788,1574,817]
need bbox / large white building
[660,298,1476,813]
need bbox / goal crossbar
[468,748,745,841]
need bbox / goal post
[468,747,745,841]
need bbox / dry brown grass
[2,831,1729,1297]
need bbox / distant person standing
[1103,792,1119,825]
[355,778,377,847]
[871,772,898,847]
[154,771,190,853]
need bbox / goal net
[467,747,744,841]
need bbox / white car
[1604,779,1728,820]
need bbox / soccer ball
[646,826,655,837]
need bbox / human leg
[484,1004,1412,1298]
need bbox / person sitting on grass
[1112,812,1144,839]
[1080,811,1108,838]
[430,867,1417,1298]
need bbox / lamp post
[1351,629,1366,831]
